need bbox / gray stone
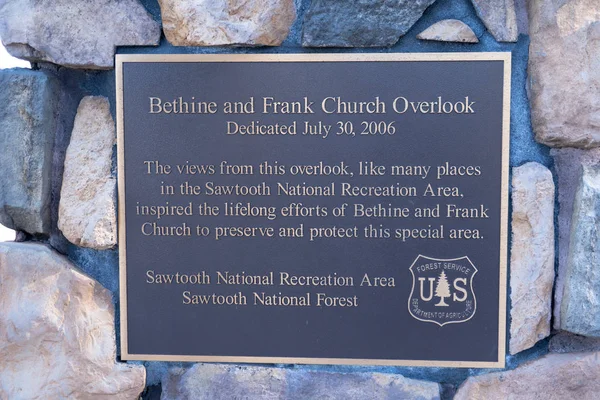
[163,364,287,400]
[417,19,479,43]
[551,148,600,329]
[509,162,554,354]
[0,0,160,69]
[302,0,437,47]
[528,0,600,148]
[514,0,529,35]
[288,370,440,400]
[0,242,145,399]
[470,0,518,42]
[0,69,58,235]
[455,351,600,399]
[549,331,600,353]
[162,364,440,400]
[560,165,600,336]
[58,96,116,250]
[158,0,296,46]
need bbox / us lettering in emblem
[408,255,477,326]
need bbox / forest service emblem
[408,255,477,326]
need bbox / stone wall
[0,0,599,398]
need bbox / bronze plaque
[117,53,510,367]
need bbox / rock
[560,165,600,337]
[549,331,600,353]
[0,0,160,69]
[470,0,518,42]
[163,364,287,400]
[162,364,440,400]
[509,162,554,354]
[455,351,600,399]
[302,0,437,47]
[0,242,145,399]
[58,96,116,250]
[528,0,600,148]
[158,0,295,46]
[0,69,58,235]
[288,370,440,400]
[417,19,479,43]
[551,148,600,329]
[515,0,530,35]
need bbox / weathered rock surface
[0,242,145,399]
[162,364,440,400]
[288,370,440,400]
[470,0,518,42]
[528,0,600,148]
[550,331,600,353]
[0,69,57,235]
[0,0,160,69]
[302,0,437,47]
[158,0,295,46]
[58,96,116,249]
[163,364,287,400]
[551,148,600,329]
[417,20,479,43]
[515,0,530,35]
[560,165,600,336]
[455,351,600,399]
[509,162,554,354]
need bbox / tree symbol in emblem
[434,271,451,307]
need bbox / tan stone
[0,0,160,69]
[158,0,296,46]
[417,19,479,43]
[59,96,116,249]
[455,351,600,399]
[528,0,600,148]
[509,162,554,354]
[0,242,145,399]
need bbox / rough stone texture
[0,69,57,235]
[302,0,437,47]
[0,0,160,69]
[0,242,145,399]
[515,0,529,35]
[551,148,600,329]
[162,365,287,400]
[162,364,440,400]
[550,331,600,353]
[528,0,600,148]
[288,370,440,400]
[455,351,600,399]
[158,0,295,46]
[417,19,479,43]
[470,0,518,42]
[560,165,600,337]
[509,162,554,354]
[58,96,116,250]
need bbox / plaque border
[116,52,510,368]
